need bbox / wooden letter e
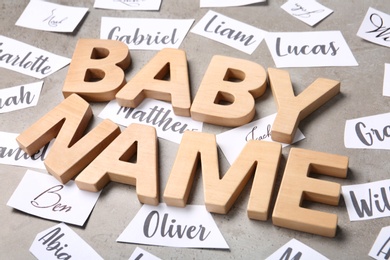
[272,148,348,237]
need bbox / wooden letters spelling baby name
[16,39,348,237]
[63,39,340,139]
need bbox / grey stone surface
[1,0,389,259]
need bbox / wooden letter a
[116,48,191,117]
[75,123,159,205]
[163,131,281,219]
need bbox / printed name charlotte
[0,42,52,75]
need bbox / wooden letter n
[75,123,159,205]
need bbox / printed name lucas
[276,37,339,57]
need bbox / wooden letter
[75,123,159,205]
[272,148,348,237]
[62,39,131,102]
[268,68,340,144]
[190,55,267,127]
[116,48,191,116]
[163,131,281,219]
[16,94,121,183]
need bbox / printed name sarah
[0,85,36,111]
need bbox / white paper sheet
[344,112,390,149]
[281,0,333,26]
[0,35,70,79]
[94,0,162,11]
[0,81,43,113]
[98,99,202,144]
[7,170,101,226]
[369,226,390,259]
[357,7,390,48]
[117,203,229,249]
[216,113,305,165]
[0,131,51,169]
[342,180,390,221]
[265,31,358,68]
[191,10,266,54]
[200,0,265,8]
[266,239,329,260]
[383,64,390,96]
[16,0,88,32]
[101,17,194,50]
[30,223,103,259]
[129,247,161,260]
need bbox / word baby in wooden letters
[62,39,341,144]
[17,39,348,237]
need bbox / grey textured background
[1,0,390,259]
